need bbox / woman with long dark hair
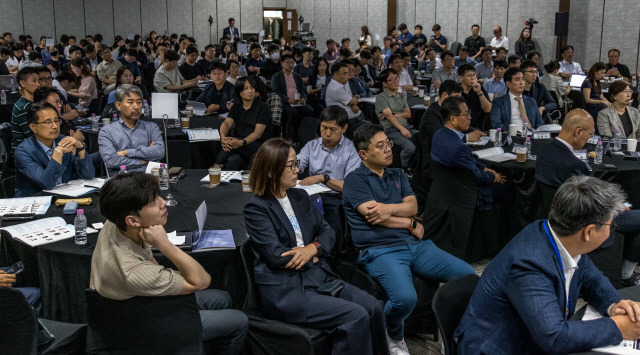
[68,58,97,108]
[360,25,372,47]
[581,62,610,119]
[515,28,535,58]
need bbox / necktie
[514,96,531,129]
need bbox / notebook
[186,100,207,116]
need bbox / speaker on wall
[555,12,569,36]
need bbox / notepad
[472,147,517,163]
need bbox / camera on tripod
[525,18,538,29]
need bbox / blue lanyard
[542,220,571,317]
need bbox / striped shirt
[11,96,33,153]
[89,221,185,300]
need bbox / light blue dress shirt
[298,135,361,193]
[98,118,165,171]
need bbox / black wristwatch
[242,139,247,146]
[323,174,330,184]
[76,142,85,152]
[407,218,417,231]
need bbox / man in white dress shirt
[557,45,585,80]
[489,26,509,56]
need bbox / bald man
[535,108,640,287]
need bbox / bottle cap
[77,209,84,215]
[160,163,166,168]
[497,128,501,131]
[526,137,531,141]
[597,141,603,145]
[120,165,126,170]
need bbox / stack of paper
[472,147,517,163]
[183,128,220,141]
[1,217,74,247]
[43,178,105,197]
[466,136,491,146]
[200,171,243,184]
[294,181,332,195]
[0,196,52,215]
[358,96,377,104]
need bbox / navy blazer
[418,102,443,175]
[223,27,240,39]
[490,93,544,131]
[244,188,336,324]
[14,135,95,197]
[431,127,494,206]
[535,138,589,188]
[455,220,622,354]
[270,71,308,103]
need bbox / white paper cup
[294,93,301,100]
[102,118,110,126]
[489,129,497,142]
[627,138,638,152]
[509,124,518,137]
[487,93,494,101]
[418,89,424,97]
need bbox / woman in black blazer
[244,138,389,355]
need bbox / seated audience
[540,60,571,109]
[96,44,122,91]
[432,50,459,89]
[33,86,84,142]
[459,64,492,128]
[387,53,415,92]
[226,59,241,85]
[507,54,521,68]
[293,47,314,83]
[495,47,508,62]
[244,138,388,355]
[244,44,264,76]
[431,96,506,209]
[325,62,364,135]
[358,49,377,85]
[456,175,640,354]
[83,43,100,72]
[15,102,94,197]
[67,58,97,108]
[92,172,248,354]
[262,44,281,73]
[514,27,535,58]
[347,59,372,98]
[464,24,486,61]
[598,80,640,139]
[197,44,216,75]
[154,50,202,93]
[606,48,631,82]
[489,26,509,55]
[178,45,206,80]
[526,50,544,76]
[107,66,149,105]
[398,23,413,44]
[0,266,41,315]
[429,24,447,53]
[482,59,508,98]
[11,67,39,153]
[270,54,314,140]
[490,67,544,131]
[215,76,269,170]
[323,39,339,63]
[342,124,474,354]
[557,45,585,79]
[581,62,610,119]
[473,48,494,81]
[116,49,142,83]
[298,106,361,238]
[196,61,236,115]
[99,85,164,171]
[454,46,477,67]
[0,46,11,75]
[308,57,329,97]
[521,59,557,119]
[374,68,417,168]
[329,48,353,74]
[418,48,442,73]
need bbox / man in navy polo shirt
[342,123,474,355]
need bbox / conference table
[0,169,254,323]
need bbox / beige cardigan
[597,105,640,139]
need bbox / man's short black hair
[124,48,136,57]
[28,51,42,61]
[326,39,336,46]
[291,35,302,42]
[164,49,179,62]
[440,96,466,122]
[250,43,261,52]
[432,24,442,31]
[209,61,226,73]
[267,43,279,54]
[55,70,75,83]
[100,172,161,231]
[388,53,402,66]
[228,17,235,23]
[526,50,541,60]
[301,47,313,54]
[16,66,39,86]
[204,44,214,51]
[415,24,423,30]
[226,59,239,69]
[341,58,354,67]
[280,54,294,63]
[504,67,523,82]
[378,68,398,83]
[398,23,407,31]
[507,54,522,65]
[331,61,348,73]
[94,33,103,42]
[495,47,508,55]
[338,48,351,57]
[83,43,95,53]
[441,50,454,61]
[68,36,76,41]
[520,59,538,71]
[459,46,469,53]
[457,63,475,76]
[438,80,463,97]
[69,45,82,54]
[26,101,58,125]
[353,123,384,151]
[319,106,348,127]
[0,46,11,56]
[185,45,198,55]
[480,47,493,56]
[341,38,350,44]
[35,66,51,75]
[33,86,59,103]
[98,44,110,53]
[359,49,372,59]
[493,59,508,69]
[561,45,574,54]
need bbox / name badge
[573,150,587,160]
[533,132,551,139]
[505,135,513,146]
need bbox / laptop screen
[569,74,587,87]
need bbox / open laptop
[569,74,587,87]
[0,75,19,91]
[301,23,311,32]
[186,100,207,116]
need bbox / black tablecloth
[1,169,253,323]
[0,91,21,123]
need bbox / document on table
[43,178,106,197]
[182,128,220,141]
[294,181,332,195]
[536,124,562,133]
[466,136,491,146]
[0,217,74,247]
[200,171,243,183]
[576,305,640,353]
[0,196,52,215]
[472,147,517,163]
[191,201,235,251]
[411,104,429,110]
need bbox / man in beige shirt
[96,44,122,94]
[90,172,247,354]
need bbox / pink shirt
[284,73,298,100]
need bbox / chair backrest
[297,116,320,148]
[84,289,203,354]
[239,241,264,316]
[432,274,480,355]
[2,174,15,198]
[535,181,558,221]
[449,41,461,56]
[0,287,38,355]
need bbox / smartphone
[3,261,24,274]
[624,202,633,209]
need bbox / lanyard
[542,220,571,317]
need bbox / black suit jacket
[270,71,307,103]
[535,138,589,188]
[243,188,335,323]
[418,102,443,175]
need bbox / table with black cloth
[0,91,22,123]
[360,94,428,127]
[79,114,225,169]
[0,169,253,323]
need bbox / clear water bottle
[430,83,437,103]
[112,113,118,123]
[521,119,529,138]
[494,128,503,147]
[10,79,17,93]
[595,140,604,164]
[525,137,532,159]
[91,113,98,130]
[143,100,150,117]
[119,165,127,174]
[159,163,169,190]
[74,209,87,245]
[0,90,6,105]
[613,129,622,151]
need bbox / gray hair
[549,176,626,236]
[114,84,143,103]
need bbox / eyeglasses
[34,118,62,127]
[285,159,300,172]
[38,77,53,82]
[579,127,595,138]
[455,112,472,118]
[524,70,538,74]
[386,76,399,82]
[374,140,394,151]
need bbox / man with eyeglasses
[536,109,640,287]
[343,123,474,355]
[37,67,85,124]
[14,102,94,197]
[491,67,544,132]
[96,44,123,92]
[521,60,557,119]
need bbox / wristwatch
[76,142,85,152]
[323,174,330,184]
[242,139,247,146]
[407,218,417,231]
[311,241,322,256]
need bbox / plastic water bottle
[430,83,437,103]
[112,113,118,123]
[91,113,98,130]
[119,165,127,174]
[159,163,169,190]
[595,141,604,164]
[521,119,529,138]
[613,129,622,152]
[10,79,17,93]
[142,100,150,117]
[74,209,87,245]
[0,90,6,105]
[525,137,532,159]
[494,128,503,147]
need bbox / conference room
[1,0,640,354]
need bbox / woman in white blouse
[360,26,372,47]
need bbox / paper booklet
[581,305,640,353]
[294,181,332,195]
[42,178,106,197]
[1,217,74,247]
[472,147,517,163]
[200,171,243,184]
[182,128,220,141]
[0,196,52,216]
[466,136,491,146]
[536,124,562,133]
[191,201,235,252]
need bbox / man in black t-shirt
[606,48,631,82]
[178,45,206,80]
[464,24,486,60]
[459,64,492,128]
